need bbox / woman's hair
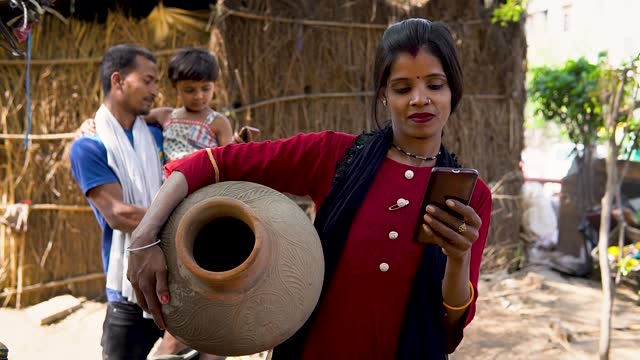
[371,18,463,126]
[168,48,220,84]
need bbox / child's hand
[78,118,96,136]
[233,126,260,143]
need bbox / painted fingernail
[424,214,433,223]
[446,200,455,207]
[426,205,435,214]
[160,295,169,304]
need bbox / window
[526,9,548,33]
[562,5,572,32]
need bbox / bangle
[443,281,475,311]
[126,239,161,252]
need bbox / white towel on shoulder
[95,104,163,302]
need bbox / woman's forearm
[442,253,472,308]
[130,171,189,247]
[442,252,472,351]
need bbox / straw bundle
[144,4,210,45]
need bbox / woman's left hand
[418,199,482,262]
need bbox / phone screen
[414,167,478,242]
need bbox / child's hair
[168,48,220,84]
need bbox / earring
[382,98,387,107]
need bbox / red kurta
[165,131,492,359]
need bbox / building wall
[526,0,640,66]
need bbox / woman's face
[384,48,451,143]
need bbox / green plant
[492,0,527,27]
[529,57,607,208]
[529,57,604,148]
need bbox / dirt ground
[1,266,638,360]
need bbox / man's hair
[168,48,220,84]
[99,44,157,95]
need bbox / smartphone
[415,167,479,242]
[238,126,260,142]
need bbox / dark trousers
[101,301,164,360]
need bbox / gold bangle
[443,281,475,311]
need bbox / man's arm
[87,182,146,233]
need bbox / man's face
[118,56,159,116]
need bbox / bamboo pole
[15,232,25,309]
[228,91,375,113]
[9,229,16,299]
[221,6,388,29]
[220,6,484,29]
[0,132,78,140]
[0,272,105,299]
[0,48,185,66]
[0,204,92,212]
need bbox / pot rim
[174,196,269,291]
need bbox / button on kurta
[388,198,409,211]
[379,262,390,272]
[388,231,398,240]
[404,170,414,179]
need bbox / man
[70,44,167,360]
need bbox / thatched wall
[0,0,525,307]
[212,0,526,181]
[0,10,211,307]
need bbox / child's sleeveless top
[163,109,219,162]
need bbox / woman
[128,18,492,359]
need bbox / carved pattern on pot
[160,181,324,356]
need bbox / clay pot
[159,181,324,356]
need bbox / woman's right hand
[127,172,190,329]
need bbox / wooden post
[1,77,18,308]
[0,272,105,299]
[16,232,26,309]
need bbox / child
[146,47,234,162]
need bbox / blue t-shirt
[70,124,163,302]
